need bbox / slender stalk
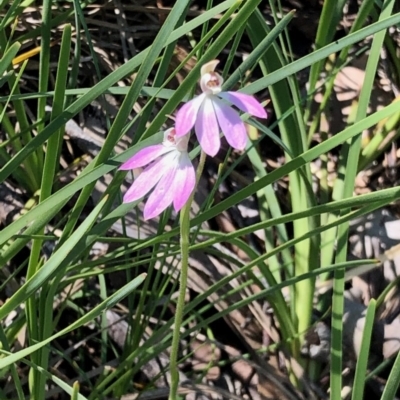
[169,151,206,400]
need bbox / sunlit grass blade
[0,273,146,370]
[245,11,400,95]
[96,255,378,397]
[36,0,52,165]
[307,0,376,143]
[0,41,20,75]
[0,0,25,32]
[223,9,295,90]
[304,0,347,123]
[26,23,72,399]
[0,325,24,400]
[247,8,317,348]
[351,299,376,400]
[246,140,292,283]
[71,382,81,400]
[229,7,296,288]
[0,60,35,190]
[380,350,400,400]
[1,195,109,322]
[0,351,89,400]
[359,97,400,170]
[330,1,396,398]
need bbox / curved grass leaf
[0,272,146,370]
[0,196,108,321]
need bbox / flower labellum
[119,128,196,220]
[175,60,267,156]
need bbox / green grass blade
[247,8,316,342]
[0,0,25,31]
[0,273,146,370]
[330,1,396,397]
[244,12,400,94]
[246,140,292,282]
[28,24,72,399]
[35,0,52,170]
[307,0,376,143]
[0,325,24,400]
[0,196,109,321]
[381,351,400,400]
[223,9,295,89]
[0,42,20,75]
[0,60,35,190]
[351,299,376,400]
[305,0,347,122]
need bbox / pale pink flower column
[175,60,267,156]
[119,128,196,220]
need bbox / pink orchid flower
[175,60,267,156]
[119,128,196,220]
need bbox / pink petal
[175,93,206,137]
[172,154,196,211]
[213,99,247,150]
[122,152,176,203]
[119,144,169,170]
[195,96,221,157]
[219,92,267,118]
[144,162,178,220]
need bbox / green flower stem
[169,150,206,400]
